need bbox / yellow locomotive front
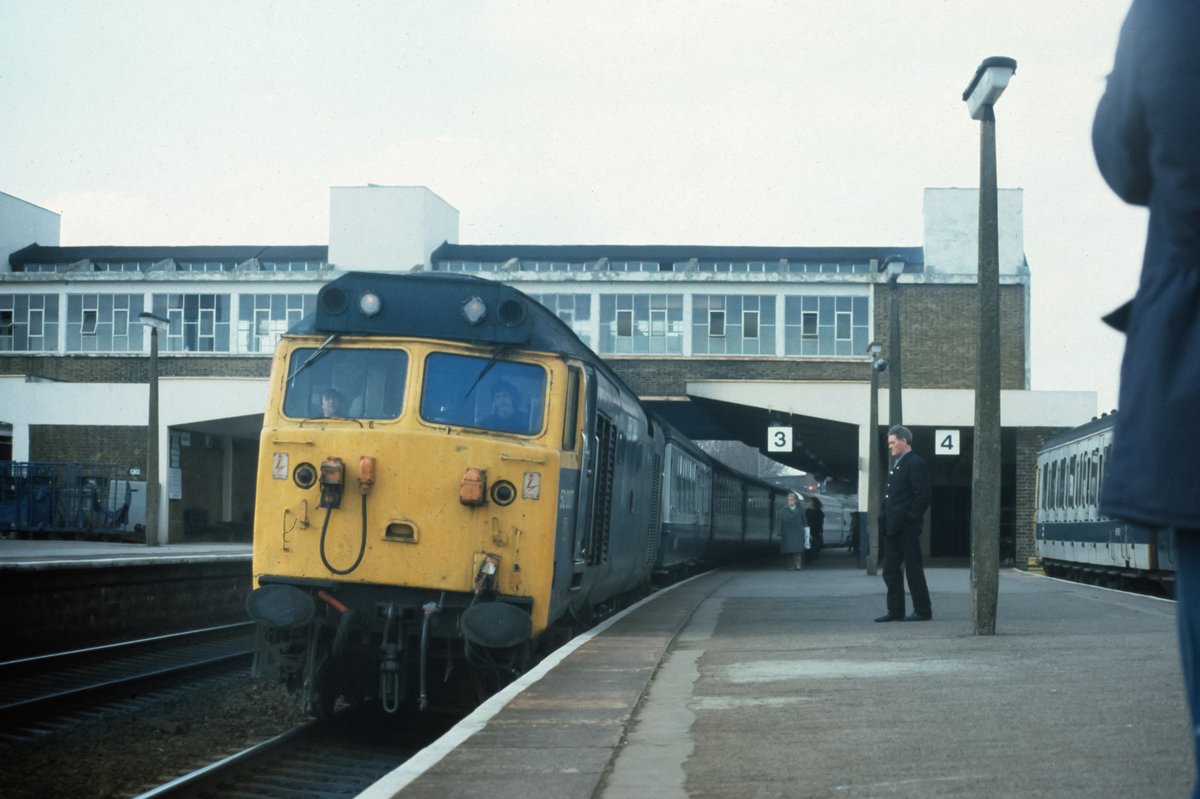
[247,275,581,714]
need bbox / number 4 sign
[935,429,961,456]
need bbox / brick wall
[0,355,270,383]
[1015,427,1063,566]
[876,283,1026,390]
[31,424,145,468]
[1,560,251,659]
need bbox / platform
[0,538,251,570]
[365,549,1193,798]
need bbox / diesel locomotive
[246,271,787,715]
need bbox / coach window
[1088,449,1100,506]
[421,352,546,436]
[1080,456,1089,507]
[283,347,408,420]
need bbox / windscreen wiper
[287,334,338,387]
[463,344,510,399]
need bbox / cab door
[570,365,598,589]
[549,364,594,618]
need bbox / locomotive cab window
[282,347,408,420]
[421,352,547,436]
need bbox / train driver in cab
[479,381,523,432]
[321,387,346,418]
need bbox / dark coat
[779,503,806,554]
[1093,0,1200,529]
[883,451,930,537]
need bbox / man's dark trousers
[882,522,931,618]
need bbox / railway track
[0,622,255,740]
[139,706,459,799]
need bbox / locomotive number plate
[272,452,288,479]
[522,471,541,500]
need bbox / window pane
[283,347,408,420]
[420,352,545,435]
[744,310,759,339]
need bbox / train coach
[245,271,788,715]
[1035,413,1176,595]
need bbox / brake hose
[319,494,368,575]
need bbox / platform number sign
[935,429,961,456]
[767,426,792,453]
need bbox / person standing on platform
[875,425,932,622]
[1092,2,1200,792]
[805,497,825,561]
[779,491,806,570]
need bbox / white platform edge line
[357,570,712,798]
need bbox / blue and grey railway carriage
[1035,413,1177,594]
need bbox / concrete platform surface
[0,538,250,569]
[366,550,1193,798]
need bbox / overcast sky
[1,0,1144,412]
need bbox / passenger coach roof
[1041,413,1117,450]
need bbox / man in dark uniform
[875,425,933,622]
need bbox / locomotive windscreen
[282,347,409,420]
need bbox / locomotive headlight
[293,462,318,489]
[461,296,487,325]
[359,291,382,317]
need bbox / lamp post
[864,341,887,575]
[138,311,169,547]
[881,255,905,430]
[963,56,1016,635]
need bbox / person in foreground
[875,425,932,622]
[1092,1,1200,793]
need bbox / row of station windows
[531,293,870,357]
[0,292,315,354]
[2,289,871,359]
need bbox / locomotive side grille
[587,415,617,566]
[645,454,662,567]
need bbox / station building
[0,185,1094,563]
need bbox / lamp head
[867,341,882,358]
[963,56,1017,120]
[137,311,170,332]
[881,255,905,281]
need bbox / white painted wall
[0,375,268,544]
[0,191,60,273]
[328,185,459,272]
[922,187,1025,276]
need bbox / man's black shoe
[904,612,932,621]
[874,614,903,622]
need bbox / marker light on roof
[462,296,487,325]
[359,291,382,317]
